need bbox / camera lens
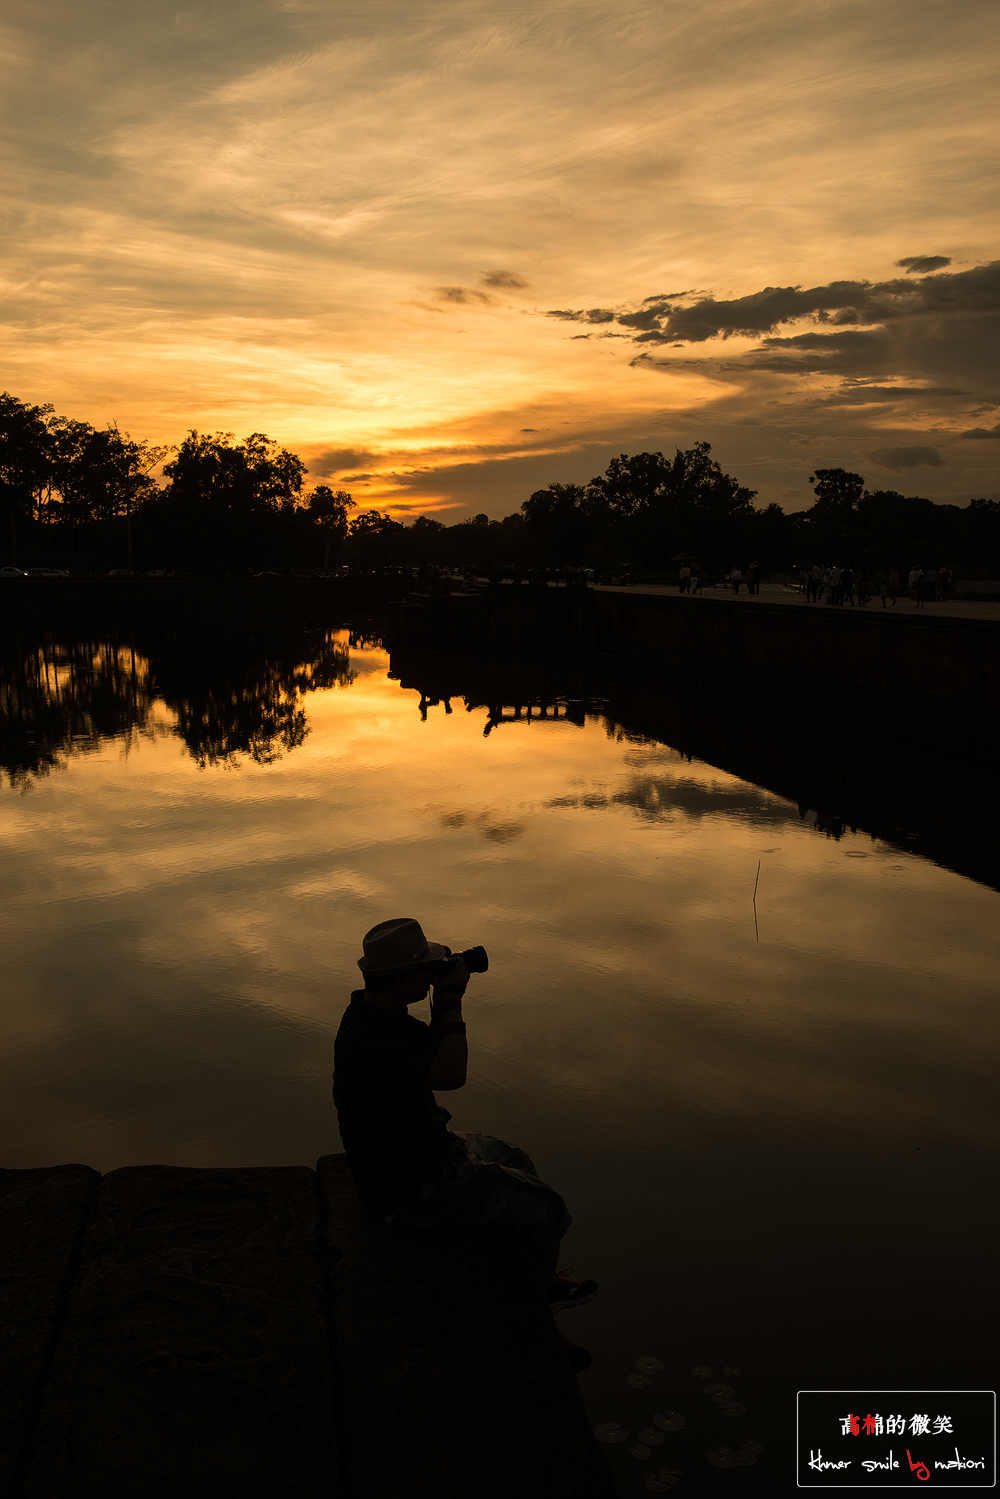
[460,945,489,974]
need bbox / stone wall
[592,592,999,754]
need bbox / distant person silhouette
[841,565,855,607]
[332,918,599,1371]
[808,564,823,602]
[888,568,900,605]
[829,565,842,605]
[727,565,742,594]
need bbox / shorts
[386,1131,573,1267]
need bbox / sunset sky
[4,0,999,516]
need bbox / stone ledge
[0,1164,101,1496]
[21,1165,338,1499]
[317,1152,615,1499]
[2,1159,614,1498]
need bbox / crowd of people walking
[677,563,703,594]
[724,562,761,594]
[800,563,954,607]
[672,560,957,605]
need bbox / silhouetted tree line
[793,468,1000,576]
[3,391,998,576]
[521,450,1000,576]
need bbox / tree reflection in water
[1,625,359,786]
[387,642,999,894]
[5,624,994,894]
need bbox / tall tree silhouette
[0,393,55,563]
[307,485,355,569]
[148,430,306,570]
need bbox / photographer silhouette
[332,918,598,1369]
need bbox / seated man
[333,917,598,1369]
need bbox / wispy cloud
[870,446,946,472]
[896,256,952,274]
[481,270,530,289]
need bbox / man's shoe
[548,1267,599,1313]
[557,1330,594,1372]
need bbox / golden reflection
[1,630,998,1175]
[1,626,359,785]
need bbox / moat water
[2,622,996,1493]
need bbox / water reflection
[389,644,999,891]
[3,621,996,891]
[1,637,157,788]
[1,625,361,784]
[2,618,997,1478]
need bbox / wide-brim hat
[357,918,448,976]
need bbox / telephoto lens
[457,945,489,974]
[435,945,489,979]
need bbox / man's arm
[421,959,469,1091]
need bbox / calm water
[3,624,997,1492]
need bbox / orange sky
[4,0,999,517]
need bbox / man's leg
[394,1132,573,1291]
[460,1134,567,1286]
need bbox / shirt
[332,991,455,1215]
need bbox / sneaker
[557,1330,594,1372]
[547,1267,599,1313]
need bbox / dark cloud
[813,383,967,406]
[962,423,1000,439]
[652,282,877,342]
[869,446,945,471]
[480,269,529,289]
[434,285,494,305]
[896,256,952,274]
[308,447,380,473]
[546,307,615,324]
[613,261,1000,345]
[616,301,672,330]
[640,327,894,375]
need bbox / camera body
[430,945,489,982]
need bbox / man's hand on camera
[425,959,469,1090]
[432,956,469,1002]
